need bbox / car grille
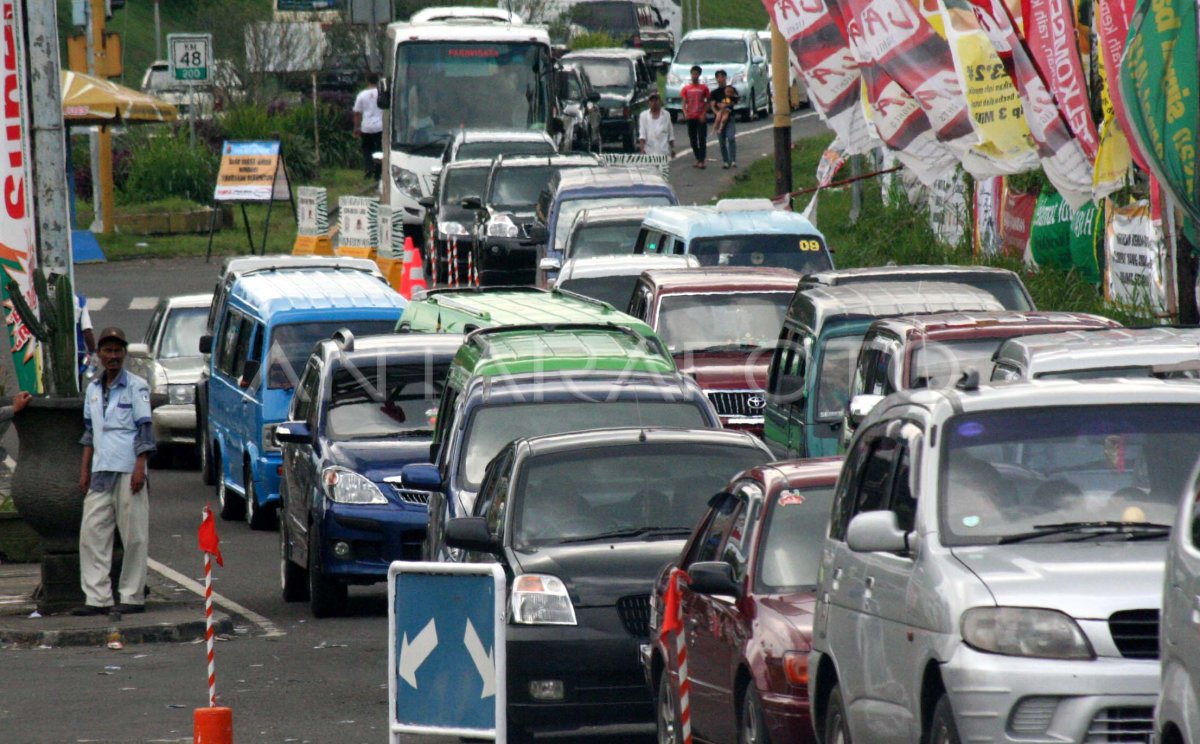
[388,486,432,506]
[616,595,651,638]
[706,390,767,419]
[1108,609,1158,659]
[1085,706,1153,743]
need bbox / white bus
[380,21,555,238]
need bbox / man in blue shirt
[74,327,156,616]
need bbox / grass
[692,0,769,31]
[79,168,372,261]
[721,132,1160,324]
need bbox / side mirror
[563,103,581,117]
[418,196,436,210]
[688,561,741,598]
[847,394,885,429]
[526,223,549,244]
[538,256,562,273]
[460,196,483,211]
[199,334,213,354]
[377,77,390,109]
[239,359,261,389]
[274,421,313,445]
[587,90,601,103]
[846,511,909,554]
[127,342,151,358]
[400,462,443,491]
[444,517,501,554]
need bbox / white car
[756,30,807,110]
[1157,460,1200,744]
[139,59,243,119]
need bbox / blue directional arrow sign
[388,561,506,742]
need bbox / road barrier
[195,506,233,744]
[601,153,670,179]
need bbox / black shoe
[114,603,145,614]
[71,605,108,616]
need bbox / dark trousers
[686,118,707,162]
[361,131,382,178]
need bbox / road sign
[388,562,506,742]
[167,33,212,85]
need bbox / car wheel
[926,694,962,744]
[280,512,309,602]
[216,450,244,521]
[825,685,852,744]
[199,433,215,485]
[506,725,534,744]
[308,523,348,618]
[244,464,276,531]
[739,686,771,744]
[656,671,681,744]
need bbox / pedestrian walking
[637,92,675,158]
[710,71,739,169]
[74,327,156,616]
[353,72,384,180]
[680,65,711,168]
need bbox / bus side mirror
[377,77,390,109]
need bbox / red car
[643,457,842,744]
[626,267,803,436]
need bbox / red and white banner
[858,67,959,184]
[998,186,1037,258]
[1094,0,1148,171]
[1023,0,1099,160]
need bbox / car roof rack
[464,322,647,347]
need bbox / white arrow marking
[399,618,438,689]
[463,619,496,699]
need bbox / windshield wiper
[395,135,451,155]
[998,521,1172,545]
[558,526,692,544]
[692,343,761,353]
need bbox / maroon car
[643,457,842,744]
[627,267,802,436]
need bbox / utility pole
[154,0,161,60]
[770,20,791,202]
[85,0,113,234]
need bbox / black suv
[555,63,603,153]
[419,158,492,286]
[464,154,602,285]
[562,49,655,152]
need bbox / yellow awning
[61,70,178,123]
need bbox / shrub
[120,131,219,205]
[570,31,617,51]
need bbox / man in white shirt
[637,92,675,158]
[353,73,384,179]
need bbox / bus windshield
[391,41,552,151]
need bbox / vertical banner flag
[1094,0,1147,170]
[1105,199,1167,311]
[1120,0,1200,237]
[765,0,876,153]
[1091,44,1133,200]
[974,176,1004,256]
[1029,191,1075,270]
[1069,199,1104,285]
[1024,0,1100,161]
[0,1,41,394]
[928,168,970,246]
[998,186,1038,257]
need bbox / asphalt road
[0,109,829,743]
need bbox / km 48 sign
[167,33,213,85]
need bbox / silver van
[1157,461,1200,744]
[991,326,1200,381]
[809,378,1200,744]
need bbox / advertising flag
[1023,0,1100,160]
[1094,0,1148,170]
[974,176,1005,255]
[1105,199,1167,311]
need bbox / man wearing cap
[74,327,156,616]
[637,92,675,158]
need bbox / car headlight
[730,72,747,85]
[485,214,521,238]
[391,165,422,200]
[168,383,195,406]
[510,574,576,625]
[961,607,1094,660]
[322,467,388,505]
[667,71,681,85]
[438,221,468,238]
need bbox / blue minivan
[205,269,407,529]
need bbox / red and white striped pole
[204,552,216,706]
[195,506,232,744]
[661,568,693,744]
[450,238,459,287]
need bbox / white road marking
[128,297,158,311]
[88,298,109,311]
[147,557,286,638]
[671,110,820,161]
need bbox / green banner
[1120,0,1199,239]
[1030,192,1074,271]
[1069,200,1105,285]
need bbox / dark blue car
[275,332,461,617]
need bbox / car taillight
[783,651,808,687]
[632,35,641,47]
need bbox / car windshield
[569,2,639,33]
[675,38,747,65]
[816,333,865,421]
[567,221,642,258]
[574,58,635,89]
[442,166,490,208]
[657,292,791,354]
[557,275,639,309]
[908,337,1005,389]
[325,360,449,440]
[490,165,564,208]
[756,485,836,592]
[940,404,1200,546]
[555,196,673,252]
[685,234,832,273]
[759,36,772,57]
[266,320,396,390]
[512,442,767,547]
[460,400,709,488]
[455,140,556,162]
[159,307,208,359]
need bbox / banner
[1120,0,1200,239]
[377,205,403,259]
[296,186,329,237]
[213,141,291,202]
[1024,0,1100,160]
[1029,191,1074,269]
[1094,0,1147,171]
[765,0,875,153]
[338,196,378,249]
[998,186,1037,257]
[1092,47,1133,201]
[928,168,970,246]
[0,1,41,394]
[1105,199,1167,310]
[973,176,1004,256]
[815,141,848,186]
[1069,199,1103,284]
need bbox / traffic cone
[398,236,429,299]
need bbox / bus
[381,21,555,241]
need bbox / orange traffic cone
[398,236,429,299]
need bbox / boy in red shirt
[680,65,711,168]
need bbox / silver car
[127,294,213,457]
[809,378,1200,744]
[1157,461,1200,744]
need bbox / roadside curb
[0,605,235,649]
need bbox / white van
[1158,464,1200,744]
